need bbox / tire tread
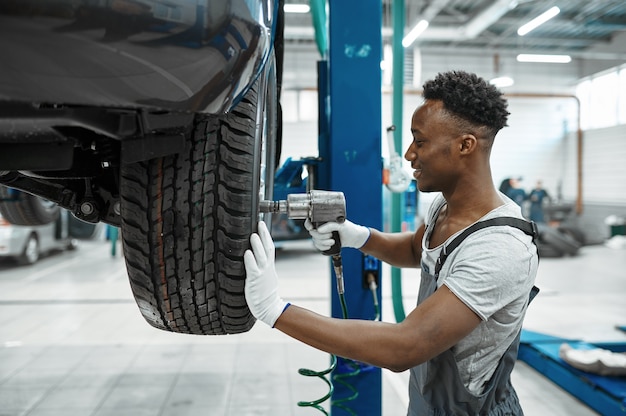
[120,83,263,335]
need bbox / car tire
[536,240,563,258]
[119,54,277,335]
[537,223,580,256]
[557,225,586,246]
[18,234,40,265]
[0,188,61,226]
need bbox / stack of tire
[536,223,585,258]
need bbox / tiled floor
[0,234,624,415]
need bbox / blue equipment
[319,0,384,414]
[270,157,319,242]
[519,330,626,415]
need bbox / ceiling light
[402,20,429,48]
[489,76,515,88]
[284,4,310,13]
[517,6,560,36]
[517,54,571,63]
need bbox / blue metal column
[320,0,383,414]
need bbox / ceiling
[283,0,626,60]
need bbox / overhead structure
[284,0,626,59]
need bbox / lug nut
[80,202,95,216]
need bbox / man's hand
[244,221,289,327]
[304,219,370,251]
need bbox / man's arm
[359,223,425,268]
[274,283,480,372]
[245,221,480,372]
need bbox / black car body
[0,0,283,335]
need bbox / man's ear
[459,134,478,154]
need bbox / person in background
[503,177,527,208]
[528,180,551,223]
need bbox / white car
[0,210,77,265]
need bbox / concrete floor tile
[160,405,227,416]
[56,373,117,390]
[0,386,49,413]
[2,369,67,389]
[116,372,178,387]
[166,378,231,408]
[98,384,170,409]
[32,386,107,410]
[26,410,92,416]
[92,407,162,416]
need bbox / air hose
[331,355,361,416]
[297,355,337,415]
[298,254,380,415]
[367,272,380,321]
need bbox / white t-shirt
[421,193,538,394]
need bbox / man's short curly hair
[422,70,509,134]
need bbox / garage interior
[2,0,626,415]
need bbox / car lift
[519,329,626,415]
[315,0,384,414]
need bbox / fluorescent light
[517,54,571,63]
[489,76,515,88]
[284,4,310,13]
[382,44,393,85]
[402,20,429,48]
[517,6,560,36]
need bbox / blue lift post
[317,0,384,414]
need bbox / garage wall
[491,96,579,198]
[560,125,626,243]
[562,125,626,206]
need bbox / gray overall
[408,217,539,416]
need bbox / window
[576,65,626,130]
[590,72,619,129]
[620,68,626,125]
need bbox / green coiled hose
[298,279,381,415]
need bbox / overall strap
[433,216,540,304]
[434,217,538,279]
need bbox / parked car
[0,208,77,265]
[0,0,284,335]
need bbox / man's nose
[404,147,415,161]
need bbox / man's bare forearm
[274,305,421,372]
[360,227,423,268]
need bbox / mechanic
[244,70,539,415]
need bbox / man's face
[404,100,459,193]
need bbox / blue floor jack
[519,329,626,415]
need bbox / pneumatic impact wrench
[259,190,347,294]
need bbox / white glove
[244,221,290,327]
[304,218,370,251]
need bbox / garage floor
[1,234,624,415]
